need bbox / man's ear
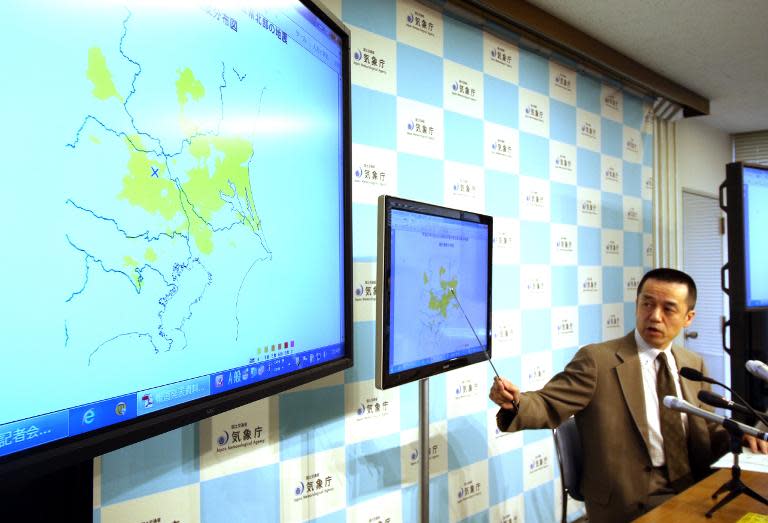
[684,309,696,327]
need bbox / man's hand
[489,376,521,410]
[743,434,768,454]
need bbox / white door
[682,190,729,394]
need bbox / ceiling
[523,0,768,135]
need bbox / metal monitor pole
[419,377,430,523]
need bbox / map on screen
[0,1,345,453]
[388,210,489,374]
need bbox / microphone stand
[705,419,768,518]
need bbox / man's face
[635,278,695,349]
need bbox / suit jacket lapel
[615,332,653,453]
[671,345,698,402]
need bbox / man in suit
[489,268,768,522]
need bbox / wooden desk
[635,468,768,522]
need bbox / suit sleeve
[497,345,598,432]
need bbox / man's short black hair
[636,268,697,310]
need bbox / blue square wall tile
[484,75,519,128]
[519,132,549,179]
[444,16,483,70]
[485,170,519,218]
[343,0,396,39]
[352,86,396,149]
[550,99,576,145]
[397,43,443,106]
[445,111,483,165]
[519,49,549,95]
[201,465,280,523]
[577,73,601,113]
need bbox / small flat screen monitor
[0,0,351,484]
[742,165,768,309]
[376,196,492,390]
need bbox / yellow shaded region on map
[186,135,260,233]
[123,255,141,290]
[425,267,458,318]
[87,47,123,102]
[144,247,157,262]
[176,67,205,110]
[118,135,180,221]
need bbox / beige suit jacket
[497,332,729,523]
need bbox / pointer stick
[449,287,500,380]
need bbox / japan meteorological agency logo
[295,481,305,496]
[354,49,362,61]
[217,430,230,446]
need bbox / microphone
[679,366,768,426]
[698,390,752,417]
[663,396,768,441]
[679,367,718,385]
[746,360,768,384]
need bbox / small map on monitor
[388,209,490,374]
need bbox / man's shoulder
[580,332,634,355]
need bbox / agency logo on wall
[492,217,520,265]
[577,109,600,152]
[520,176,550,222]
[449,461,489,522]
[345,381,399,444]
[519,88,549,137]
[551,224,577,266]
[521,265,551,309]
[447,365,486,418]
[644,234,654,267]
[489,496,524,523]
[484,121,519,173]
[602,230,623,266]
[401,422,448,484]
[352,261,376,322]
[550,140,576,185]
[549,63,576,105]
[522,352,552,390]
[623,126,641,163]
[351,144,397,205]
[99,483,200,523]
[601,155,623,193]
[577,187,602,228]
[623,196,642,233]
[397,97,444,159]
[601,85,623,122]
[281,448,346,521]
[445,162,484,213]
[552,306,578,350]
[397,0,443,55]
[350,26,396,94]
[578,267,602,305]
[346,490,401,523]
[484,33,519,83]
[199,399,278,481]
[624,267,644,302]
[445,61,483,118]
[523,439,553,491]
[602,304,624,341]
[643,167,654,200]
[487,408,524,457]
[492,308,521,358]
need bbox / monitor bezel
[0,0,353,488]
[376,195,493,390]
[740,163,768,310]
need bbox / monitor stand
[418,377,429,523]
[0,459,92,521]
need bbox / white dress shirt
[634,329,688,467]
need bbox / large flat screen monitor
[376,196,492,390]
[742,165,768,309]
[0,0,351,484]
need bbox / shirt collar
[634,328,673,358]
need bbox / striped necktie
[656,351,691,483]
